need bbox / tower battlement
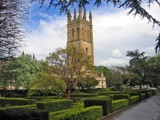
[67,9,92,26]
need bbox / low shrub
[147,91,153,98]
[112,99,129,111]
[37,99,73,112]
[152,90,157,95]
[84,96,112,116]
[0,105,48,120]
[130,96,140,104]
[0,90,28,97]
[70,94,99,102]
[99,91,125,95]
[0,104,36,110]
[49,106,103,120]
[110,94,130,100]
[73,103,84,108]
[26,96,62,101]
[0,98,36,107]
[71,97,85,103]
[141,93,146,100]
[70,94,98,97]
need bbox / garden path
[103,93,160,120]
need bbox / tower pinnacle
[83,9,86,20]
[78,8,82,20]
[74,8,76,20]
[67,10,71,23]
[89,11,92,25]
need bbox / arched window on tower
[87,30,90,42]
[72,29,74,41]
[86,48,88,55]
[82,27,85,41]
[77,27,79,39]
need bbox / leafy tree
[29,60,66,96]
[29,72,66,96]
[1,52,39,90]
[126,50,148,89]
[146,56,160,88]
[34,0,160,26]
[0,0,29,58]
[155,33,160,54]
[77,76,98,90]
[46,47,95,99]
[109,66,124,90]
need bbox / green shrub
[70,94,99,102]
[141,93,146,100]
[147,91,153,98]
[70,94,98,97]
[109,94,130,100]
[0,104,36,110]
[71,97,85,103]
[127,92,143,101]
[26,96,62,101]
[84,96,112,116]
[37,99,73,112]
[0,98,36,107]
[0,105,48,120]
[99,91,125,95]
[152,90,157,95]
[73,103,84,108]
[49,106,103,120]
[130,96,140,104]
[112,99,129,111]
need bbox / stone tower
[67,9,94,65]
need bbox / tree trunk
[139,84,142,89]
[67,79,70,99]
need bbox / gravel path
[103,93,160,120]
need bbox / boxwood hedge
[84,96,112,116]
[0,105,48,120]
[49,106,103,120]
[0,98,36,107]
[110,94,130,100]
[112,99,129,111]
[130,96,140,104]
[37,99,73,112]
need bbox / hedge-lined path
[103,93,160,120]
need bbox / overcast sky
[22,2,160,67]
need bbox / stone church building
[67,9,106,88]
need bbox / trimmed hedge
[147,91,153,98]
[0,98,37,107]
[70,94,98,97]
[0,90,28,97]
[112,99,129,111]
[0,104,36,110]
[99,91,125,95]
[152,90,157,95]
[109,94,130,100]
[0,105,48,120]
[73,103,84,108]
[26,96,62,101]
[37,99,73,112]
[141,93,146,100]
[84,96,112,116]
[130,96,140,104]
[49,106,103,120]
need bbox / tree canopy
[34,0,160,26]
[0,52,39,90]
[0,0,29,58]
[155,33,160,54]
[46,46,95,99]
